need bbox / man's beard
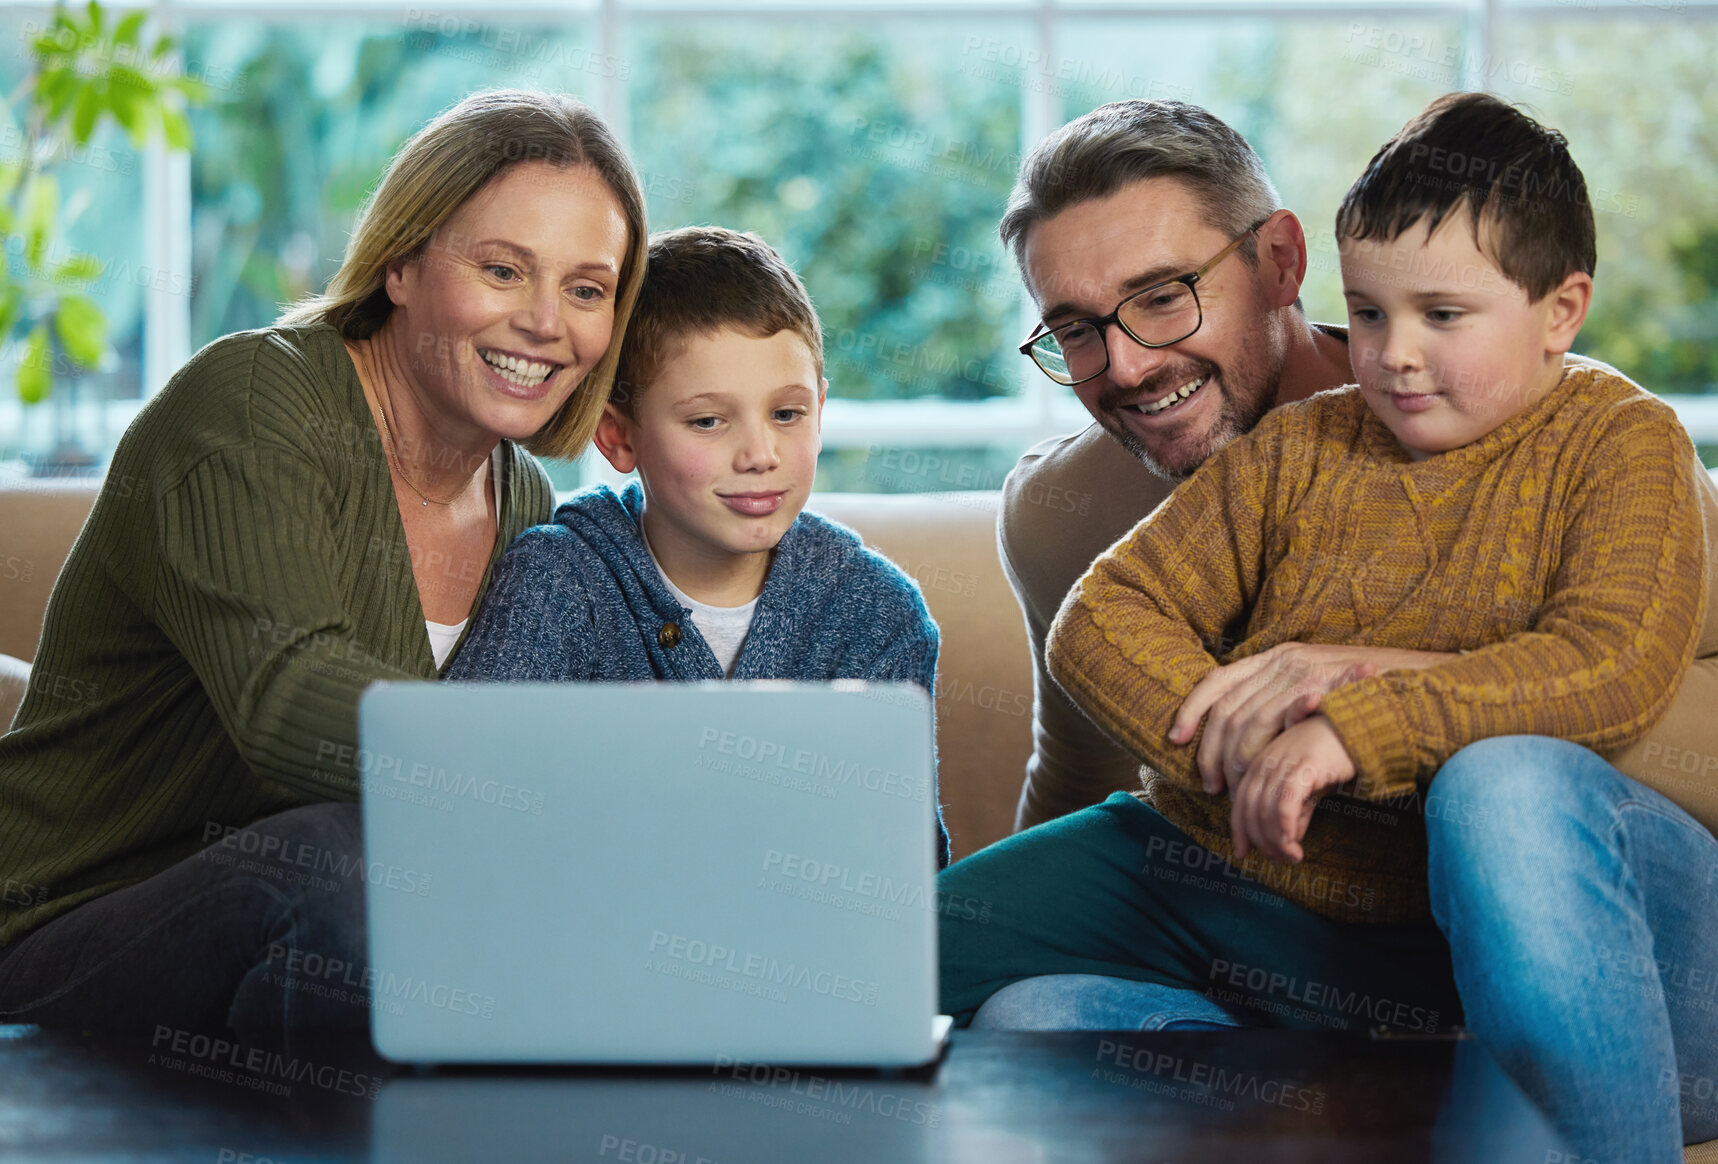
[1097,338,1280,482]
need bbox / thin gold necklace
[374,386,462,508]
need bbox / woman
[0,90,648,1043]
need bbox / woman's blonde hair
[278,89,648,460]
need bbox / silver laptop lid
[359,680,938,1066]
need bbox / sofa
[0,479,1035,863]
[3,474,1714,1162]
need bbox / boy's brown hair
[1335,91,1596,301]
[611,226,824,414]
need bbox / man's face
[1022,177,1286,480]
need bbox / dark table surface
[0,1023,1567,1162]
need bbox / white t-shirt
[426,448,504,670]
[643,534,759,677]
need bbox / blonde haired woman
[0,90,647,1044]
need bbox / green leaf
[0,284,24,341]
[86,0,104,38]
[114,10,146,47]
[110,63,156,96]
[54,294,107,368]
[172,75,211,105]
[160,105,192,151]
[150,33,174,60]
[37,67,77,123]
[24,174,59,269]
[108,72,146,143]
[71,84,101,145]
[18,325,53,404]
[53,253,104,286]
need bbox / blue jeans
[939,791,1464,1036]
[951,738,1718,1163]
[0,802,370,1050]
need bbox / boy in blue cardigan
[449,226,949,866]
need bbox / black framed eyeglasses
[1019,219,1268,387]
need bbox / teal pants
[938,792,1462,1031]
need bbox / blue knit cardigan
[447,482,949,866]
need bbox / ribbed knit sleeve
[1322,401,1709,800]
[0,324,556,947]
[1046,413,1290,788]
[152,446,420,799]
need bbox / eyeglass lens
[1032,281,1201,385]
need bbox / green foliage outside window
[1,0,203,403]
[627,21,1025,403]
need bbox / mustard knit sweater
[1047,364,1708,923]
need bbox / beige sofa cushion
[0,651,28,733]
[811,492,1034,860]
[0,479,100,664]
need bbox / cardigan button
[658,621,682,648]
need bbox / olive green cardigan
[0,323,554,946]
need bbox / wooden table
[0,1024,1566,1162]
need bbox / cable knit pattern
[1047,364,1708,923]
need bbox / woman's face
[385,161,631,442]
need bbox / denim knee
[1427,736,1621,852]
[971,974,1246,1032]
[1425,736,1622,925]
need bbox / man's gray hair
[1000,100,1282,293]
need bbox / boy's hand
[1172,643,1450,795]
[1229,714,1355,864]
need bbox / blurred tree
[628,21,1024,402]
[184,20,601,346]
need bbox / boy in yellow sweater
[1037,93,1710,1160]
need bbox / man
[940,99,1718,1161]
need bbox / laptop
[357,680,948,1067]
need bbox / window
[4,0,1715,482]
